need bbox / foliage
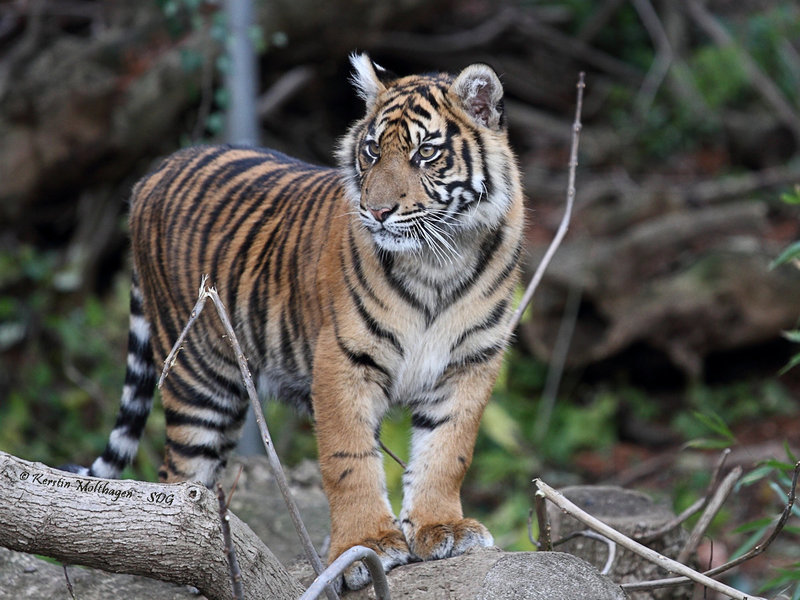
[772,185,800,374]
[0,246,164,478]
[736,448,800,599]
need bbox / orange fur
[89,54,524,590]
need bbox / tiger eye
[365,140,381,159]
[418,144,436,159]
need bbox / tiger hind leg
[158,377,249,487]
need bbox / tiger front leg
[400,359,500,561]
[312,340,411,590]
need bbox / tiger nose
[369,204,398,223]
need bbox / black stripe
[331,449,380,459]
[447,343,504,370]
[438,225,505,312]
[163,407,230,432]
[98,445,129,469]
[450,297,510,352]
[335,334,389,377]
[348,227,386,310]
[163,373,242,417]
[411,413,451,430]
[484,242,522,298]
[343,266,403,356]
[377,251,431,321]
[166,439,221,460]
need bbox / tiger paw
[339,528,412,590]
[402,517,494,561]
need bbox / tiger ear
[349,52,393,109]
[451,64,505,130]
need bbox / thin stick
[534,283,582,441]
[623,460,800,593]
[158,275,210,389]
[637,448,731,544]
[676,466,742,564]
[509,72,584,331]
[379,439,407,470]
[299,545,391,600]
[537,529,618,575]
[159,280,338,600]
[686,0,800,143]
[62,565,75,600]
[578,531,617,576]
[217,483,244,600]
[203,287,339,600]
[533,478,766,600]
[226,464,244,511]
[534,490,552,550]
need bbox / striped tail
[63,270,157,479]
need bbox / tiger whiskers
[413,215,461,267]
[466,181,489,222]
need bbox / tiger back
[72,54,524,589]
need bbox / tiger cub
[69,53,524,588]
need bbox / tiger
[64,53,524,589]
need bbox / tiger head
[338,53,520,260]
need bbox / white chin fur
[371,230,422,252]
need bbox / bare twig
[257,65,316,120]
[217,484,245,600]
[686,0,800,143]
[226,464,244,511]
[676,466,742,564]
[533,478,766,600]
[202,286,339,600]
[535,528,618,575]
[623,460,800,593]
[534,490,552,550]
[578,531,617,576]
[158,275,210,389]
[192,30,217,143]
[630,0,673,115]
[577,0,626,43]
[63,565,75,600]
[370,7,514,54]
[299,545,391,600]
[379,439,406,470]
[510,72,585,330]
[515,15,641,83]
[534,283,582,441]
[637,448,731,544]
[159,279,338,600]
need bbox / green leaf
[685,437,734,450]
[782,330,800,344]
[784,440,798,463]
[771,241,800,269]
[740,464,777,487]
[730,523,770,560]
[732,516,774,534]
[692,410,736,443]
[779,353,800,375]
[780,186,800,205]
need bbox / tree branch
[510,72,584,330]
[0,451,304,600]
[534,477,766,600]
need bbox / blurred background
[0,0,799,596]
